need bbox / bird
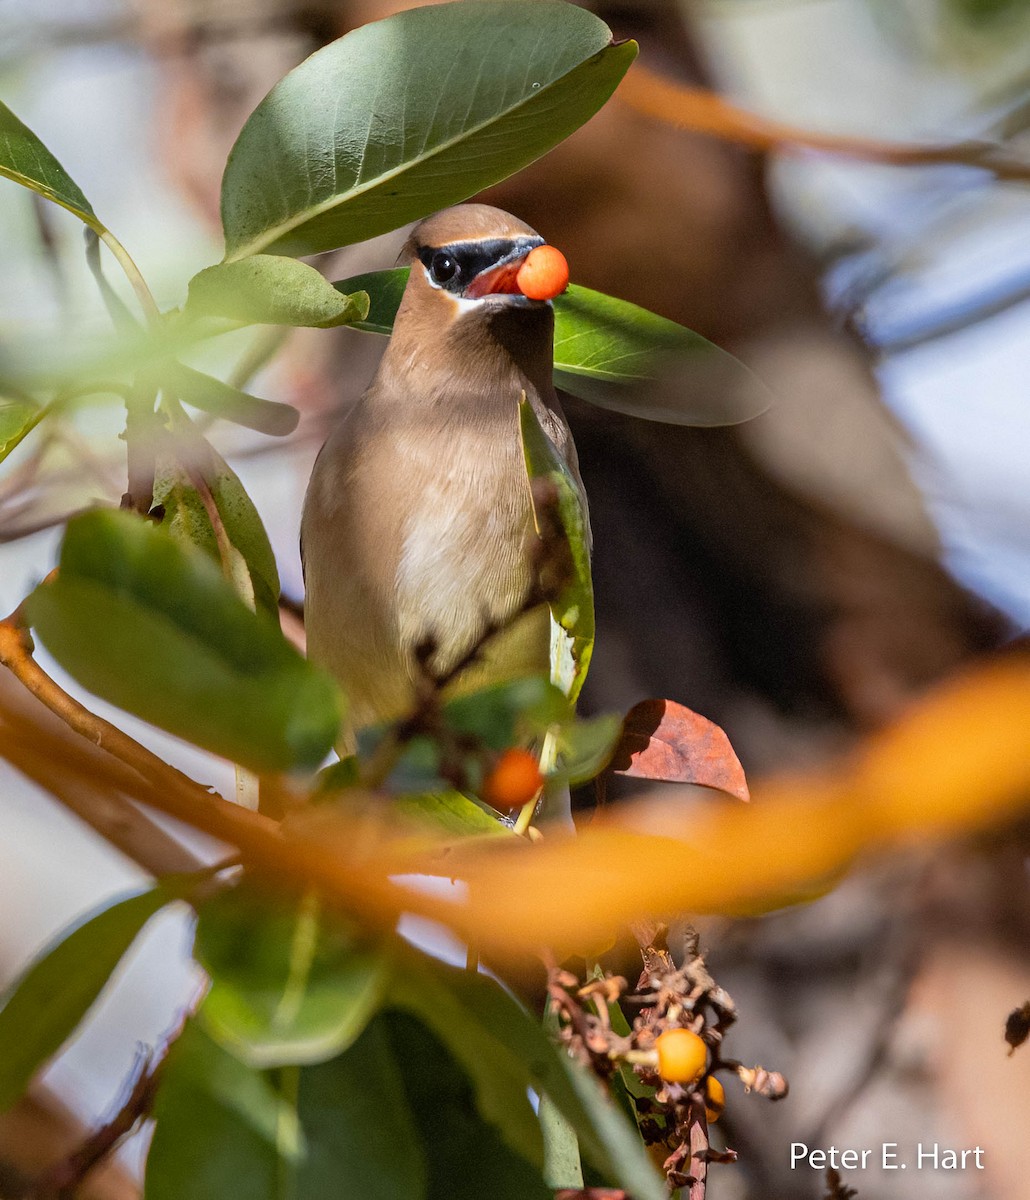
[301,203,588,745]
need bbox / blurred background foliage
[1,1,1030,1198]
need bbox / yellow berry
[655,1028,707,1084]
[705,1075,725,1123]
[482,748,544,811]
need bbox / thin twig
[620,65,1030,184]
[27,1052,162,1200]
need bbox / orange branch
[0,619,219,807]
[620,65,1030,183]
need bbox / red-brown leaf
[610,699,749,802]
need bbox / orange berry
[705,1075,725,1123]
[482,748,544,811]
[516,245,569,301]
[655,1028,707,1085]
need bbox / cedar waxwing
[301,204,588,742]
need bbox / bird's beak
[463,250,532,299]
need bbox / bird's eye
[430,252,458,284]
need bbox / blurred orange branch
[0,615,221,809]
[620,66,1030,183]
[3,576,1029,967]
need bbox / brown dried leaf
[610,699,749,802]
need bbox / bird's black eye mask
[416,236,544,294]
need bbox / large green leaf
[167,362,299,437]
[153,443,281,617]
[0,883,182,1110]
[334,269,769,423]
[195,881,390,1068]
[296,1019,427,1200]
[145,1022,303,1200]
[221,3,636,259]
[382,1010,551,1200]
[552,284,772,425]
[28,510,341,772]
[147,1017,425,1200]
[520,397,593,702]
[389,957,546,1172]
[186,256,370,329]
[391,951,666,1200]
[0,100,100,229]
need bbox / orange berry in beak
[516,245,569,301]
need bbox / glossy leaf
[391,952,666,1200]
[167,362,299,437]
[221,3,636,258]
[28,510,340,771]
[195,882,390,1068]
[145,1022,302,1200]
[520,397,594,702]
[611,698,750,801]
[186,256,370,329]
[0,100,100,229]
[552,284,771,425]
[153,444,281,617]
[0,884,180,1110]
[332,269,768,424]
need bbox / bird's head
[402,203,567,309]
[387,205,569,398]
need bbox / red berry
[517,245,570,301]
[482,748,544,811]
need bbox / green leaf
[0,883,181,1110]
[336,269,408,335]
[195,881,390,1068]
[153,443,281,617]
[186,256,370,329]
[167,362,299,437]
[392,791,512,839]
[334,269,770,424]
[393,952,665,1199]
[520,397,594,702]
[221,3,636,258]
[296,1018,427,1200]
[145,1022,303,1200]
[555,712,622,786]
[540,998,583,1188]
[552,284,772,425]
[28,510,340,771]
[148,1018,425,1200]
[382,1010,551,1200]
[0,100,100,229]
[0,397,41,464]
[389,955,546,1171]
[443,675,570,752]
